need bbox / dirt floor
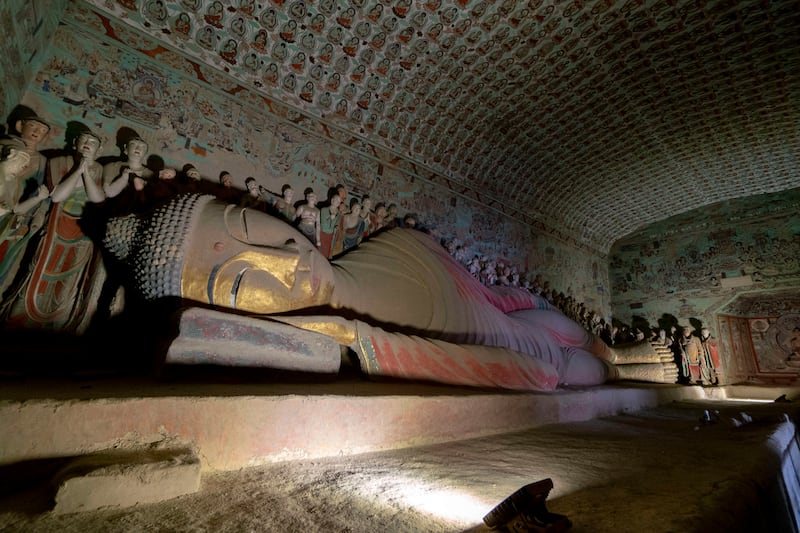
[1,398,797,533]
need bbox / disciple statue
[4,130,106,334]
[241,177,270,211]
[273,183,296,222]
[341,198,366,252]
[699,327,720,384]
[0,111,51,301]
[177,164,210,195]
[359,194,372,237]
[318,192,342,259]
[678,325,706,385]
[102,136,154,214]
[0,112,49,213]
[216,170,239,204]
[295,187,321,247]
[102,195,679,391]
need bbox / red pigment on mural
[140,45,170,58]
[191,145,207,156]
[191,62,209,84]
[97,13,118,39]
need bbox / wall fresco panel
[13,3,609,316]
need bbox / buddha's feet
[613,362,680,384]
[610,340,674,364]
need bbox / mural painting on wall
[19,13,551,272]
[708,290,800,385]
[1,0,69,118]
[611,193,800,301]
[609,189,800,329]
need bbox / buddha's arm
[273,315,561,391]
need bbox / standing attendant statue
[699,327,719,385]
[4,130,106,334]
[319,192,342,259]
[0,110,52,303]
[341,198,367,252]
[274,184,296,222]
[102,136,154,214]
[295,188,321,248]
[678,325,706,385]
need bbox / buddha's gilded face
[181,201,335,314]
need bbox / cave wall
[0,0,68,123]
[5,1,611,317]
[609,188,800,384]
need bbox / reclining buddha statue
[102,194,678,391]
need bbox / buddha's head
[103,194,335,314]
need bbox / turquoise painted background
[610,188,800,384]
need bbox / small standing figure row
[263,183,413,260]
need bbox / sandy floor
[1,398,796,533]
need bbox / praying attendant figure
[4,129,106,334]
[0,110,49,213]
[0,110,52,301]
[341,198,367,252]
[319,191,342,259]
[177,164,210,195]
[370,202,388,233]
[216,170,239,204]
[102,136,154,214]
[359,194,372,237]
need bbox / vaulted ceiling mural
[83,0,800,251]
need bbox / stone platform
[0,370,793,472]
[1,376,799,531]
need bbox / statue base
[164,307,341,374]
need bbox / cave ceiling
[82,0,800,252]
